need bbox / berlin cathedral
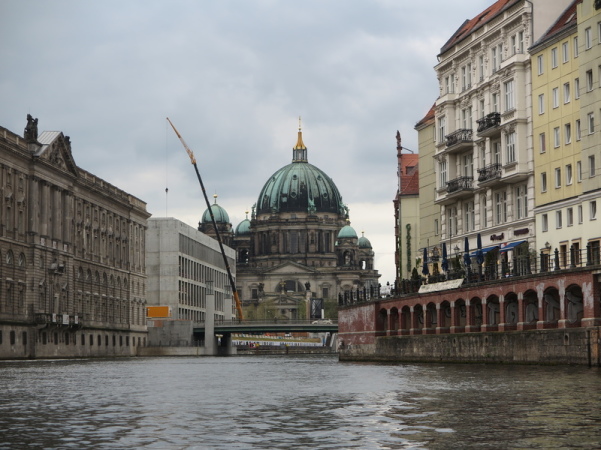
[199,124,380,319]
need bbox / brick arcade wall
[338,269,601,365]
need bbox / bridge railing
[194,319,337,327]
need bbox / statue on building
[24,114,39,143]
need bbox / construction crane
[166,117,244,321]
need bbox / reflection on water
[0,356,600,449]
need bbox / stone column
[465,299,472,332]
[450,300,460,333]
[409,306,417,335]
[558,284,567,329]
[582,280,601,327]
[435,303,448,334]
[205,281,216,356]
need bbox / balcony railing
[477,163,502,183]
[445,129,473,148]
[476,112,501,134]
[446,176,473,193]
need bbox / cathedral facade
[201,125,380,319]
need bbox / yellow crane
[166,117,244,321]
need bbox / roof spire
[292,116,308,162]
[213,193,218,204]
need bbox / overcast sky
[1,0,493,284]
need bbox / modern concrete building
[145,217,237,323]
[433,0,571,275]
[0,115,150,359]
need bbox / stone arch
[565,284,583,326]
[413,304,424,333]
[376,308,388,337]
[454,298,467,330]
[543,287,560,326]
[440,300,451,331]
[504,292,519,326]
[470,296,483,331]
[523,289,539,325]
[485,295,500,327]
[426,302,437,331]
[400,306,411,334]
[389,307,399,335]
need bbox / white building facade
[433,0,571,269]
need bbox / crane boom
[166,117,244,321]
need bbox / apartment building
[531,1,582,268]
[433,0,571,270]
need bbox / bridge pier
[217,333,236,356]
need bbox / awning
[500,240,526,252]
[470,245,499,257]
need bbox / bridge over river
[194,319,338,335]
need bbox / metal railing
[476,112,501,133]
[445,129,473,148]
[388,245,601,296]
[477,163,502,183]
[196,319,338,327]
[446,176,473,193]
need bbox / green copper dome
[256,128,345,215]
[236,218,251,236]
[337,224,358,240]
[358,232,372,248]
[202,196,230,224]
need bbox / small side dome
[202,195,230,224]
[337,224,357,240]
[358,231,372,249]
[236,211,251,236]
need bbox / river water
[1,355,600,449]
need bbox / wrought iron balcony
[476,112,501,135]
[477,163,502,183]
[446,176,473,194]
[445,129,473,149]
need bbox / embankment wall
[339,327,601,366]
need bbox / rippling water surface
[1,356,600,449]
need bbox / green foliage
[411,267,420,280]
[323,298,338,319]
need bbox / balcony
[476,112,501,137]
[435,176,474,205]
[444,129,473,153]
[477,163,502,186]
[447,176,473,193]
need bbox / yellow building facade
[531,1,582,267]
[533,0,601,267]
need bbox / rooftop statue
[24,114,39,143]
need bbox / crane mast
[166,117,244,321]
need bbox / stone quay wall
[339,327,601,366]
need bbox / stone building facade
[0,116,149,359]
[433,0,571,273]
